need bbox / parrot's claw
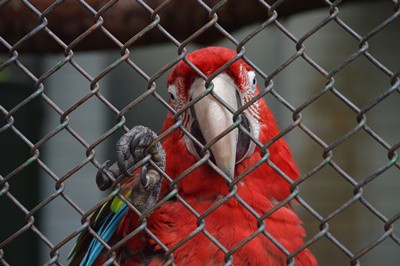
[115,126,166,176]
[140,164,148,187]
[130,168,162,214]
[96,160,112,191]
[95,126,166,213]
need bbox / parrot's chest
[145,198,287,265]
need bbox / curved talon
[96,160,112,191]
[140,164,148,187]
[117,150,132,178]
[129,134,141,160]
[96,126,165,215]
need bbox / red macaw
[69,47,317,265]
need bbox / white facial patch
[248,71,257,91]
[167,84,179,107]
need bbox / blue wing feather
[80,204,129,266]
[70,178,136,265]
[80,213,112,265]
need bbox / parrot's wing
[68,177,136,265]
[68,200,110,265]
[79,205,129,266]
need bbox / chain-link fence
[1,0,399,265]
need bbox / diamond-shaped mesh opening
[298,22,363,71]
[300,91,359,144]
[362,166,400,218]
[38,130,93,176]
[1,161,42,209]
[359,237,400,265]
[333,55,395,107]
[366,92,400,145]
[123,94,169,129]
[1,226,42,265]
[70,26,122,54]
[157,0,219,43]
[120,44,178,81]
[1,0,399,265]
[334,1,399,39]
[297,165,355,217]
[0,56,43,84]
[1,192,34,236]
[331,129,392,180]
[100,62,154,109]
[58,166,103,210]
[307,236,350,265]
[44,1,100,43]
[63,96,115,143]
[0,128,34,173]
[18,29,65,54]
[367,17,400,71]
[271,56,328,108]
[0,2,44,44]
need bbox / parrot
[69,47,318,265]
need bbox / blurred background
[0,1,399,265]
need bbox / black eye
[252,78,257,86]
[169,92,175,101]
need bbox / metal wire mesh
[0,0,399,265]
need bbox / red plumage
[95,47,317,265]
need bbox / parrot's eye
[168,85,178,105]
[248,71,256,91]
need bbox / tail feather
[80,205,129,266]
[69,178,136,265]
[69,200,112,265]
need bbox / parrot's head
[162,47,298,198]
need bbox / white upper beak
[190,74,239,179]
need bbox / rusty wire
[0,0,399,265]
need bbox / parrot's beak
[190,74,239,179]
